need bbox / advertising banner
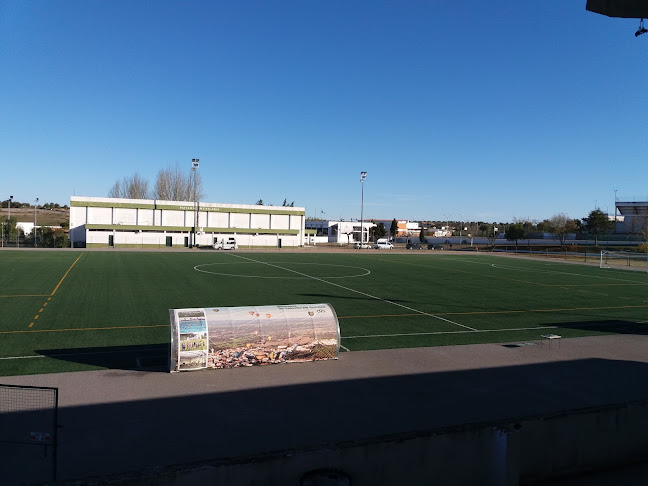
[170,303,340,372]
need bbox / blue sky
[1,1,646,223]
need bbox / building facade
[615,199,648,234]
[70,196,306,248]
[304,220,376,245]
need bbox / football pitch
[1,249,647,376]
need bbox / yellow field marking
[0,257,46,259]
[23,255,82,329]
[558,283,648,287]
[1,324,168,335]
[339,303,648,320]
[0,294,50,298]
[50,255,82,296]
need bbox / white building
[615,199,648,234]
[304,220,376,245]
[70,196,306,249]
[16,222,34,235]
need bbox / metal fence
[0,384,58,484]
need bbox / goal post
[600,250,648,272]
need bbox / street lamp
[360,172,367,246]
[191,158,199,247]
[34,197,38,247]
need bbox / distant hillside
[0,207,69,227]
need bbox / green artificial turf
[1,250,647,375]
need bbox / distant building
[373,220,421,237]
[305,220,376,245]
[70,196,306,248]
[16,222,34,235]
[615,199,648,234]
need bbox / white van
[214,237,238,250]
[374,238,394,250]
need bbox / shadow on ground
[3,358,648,484]
[36,344,170,372]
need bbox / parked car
[354,242,372,249]
[427,244,445,250]
[406,242,423,250]
[374,238,394,249]
[214,237,238,250]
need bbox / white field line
[229,253,477,331]
[343,325,559,339]
[442,256,648,285]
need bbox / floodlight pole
[7,195,13,243]
[613,189,618,227]
[34,198,38,248]
[191,158,199,247]
[360,172,367,245]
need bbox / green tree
[419,227,426,244]
[1,216,17,240]
[374,222,387,239]
[41,228,69,248]
[583,208,613,245]
[505,223,525,252]
[390,219,398,240]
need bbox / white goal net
[600,250,648,272]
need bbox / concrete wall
[97,400,648,486]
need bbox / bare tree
[108,173,149,199]
[152,164,204,201]
[548,213,576,247]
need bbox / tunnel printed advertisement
[170,303,340,372]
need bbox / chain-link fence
[0,384,58,484]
